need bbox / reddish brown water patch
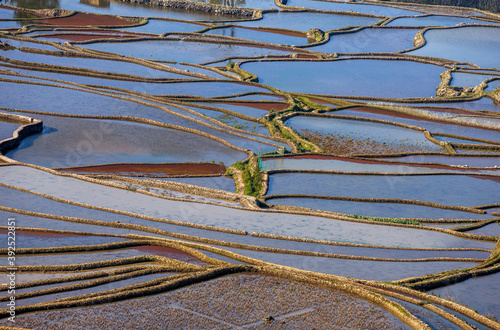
[132,245,204,264]
[468,175,500,184]
[41,33,139,42]
[58,163,226,176]
[38,12,135,27]
[235,26,306,38]
[222,101,288,111]
[42,33,139,42]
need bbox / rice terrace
[0,0,500,328]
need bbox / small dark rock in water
[263,315,274,323]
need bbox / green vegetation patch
[229,159,263,197]
[347,214,420,226]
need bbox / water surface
[222,247,479,281]
[387,15,500,27]
[13,0,237,21]
[451,72,493,87]
[311,28,419,53]
[0,120,20,141]
[286,0,421,16]
[334,109,500,143]
[235,12,379,31]
[0,230,126,249]
[2,47,180,78]
[428,272,500,321]
[0,166,493,249]
[81,39,293,64]
[206,26,307,46]
[485,79,500,92]
[409,27,500,69]
[262,157,498,174]
[267,172,500,207]
[242,59,444,98]
[288,116,441,151]
[6,116,246,167]
[268,197,492,220]
[158,176,236,192]
[120,18,207,34]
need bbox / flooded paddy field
[262,155,491,172]
[242,59,445,99]
[80,39,296,64]
[12,273,177,307]
[287,115,443,154]
[0,228,129,249]
[377,154,500,168]
[486,79,500,92]
[205,26,308,46]
[5,116,246,167]
[233,12,380,31]
[221,247,480,281]
[267,197,494,220]
[0,248,203,267]
[386,14,500,27]
[267,172,500,207]
[1,0,499,328]
[451,72,498,88]
[403,98,500,113]
[1,166,495,248]
[161,176,236,192]
[332,107,500,142]
[8,0,234,21]
[312,27,421,54]
[428,272,500,321]
[286,0,422,16]
[408,26,500,68]
[0,121,19,141]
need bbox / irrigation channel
[0,0,499,328]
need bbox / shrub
[347,214,420,226]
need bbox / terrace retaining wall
[0,113,42,155]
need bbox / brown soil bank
[42,33,139,42]
[58,163,226,176]
[39,12,136,27]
